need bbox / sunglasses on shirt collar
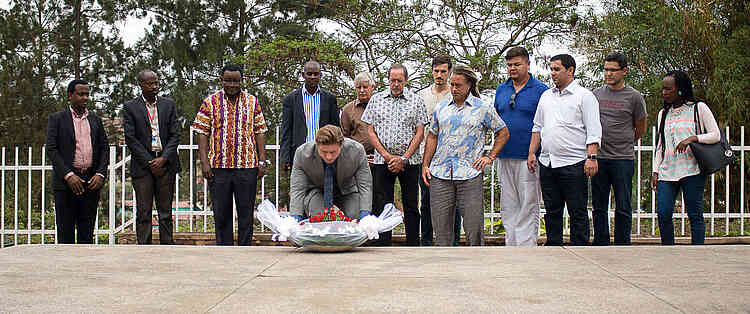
[509,91,517,109]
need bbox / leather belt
[73,167,90,175]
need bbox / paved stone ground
[1,245,749,313]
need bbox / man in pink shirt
[46,80,110,244]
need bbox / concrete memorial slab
[1,245,748,313]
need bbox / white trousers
[498,158,541,246]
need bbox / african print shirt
[192,90,268,168]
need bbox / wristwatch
[587,154,597,160]
[400,156,408,164]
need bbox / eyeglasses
[509,92,517,109]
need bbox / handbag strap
[692,102,706,135]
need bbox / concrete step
[116,231,750,246]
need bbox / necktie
[323,163,334,209]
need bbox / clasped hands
[384,153,406,173]
[65,174,104,195]
[149,157,168,177]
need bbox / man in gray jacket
[289,125,372,220]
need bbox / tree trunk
[74,0,82,79]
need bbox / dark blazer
[46,107,110,191]
[121,96,181,178]
[289,138,372,216]
[280,87,340,165]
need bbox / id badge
[151,135,158,149]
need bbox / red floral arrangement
[302,205,353,224]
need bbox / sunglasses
[509,91,517,109]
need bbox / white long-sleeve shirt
[532,80,602,168]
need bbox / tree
[322,0,580,91]
[0,0,134,147]
[572,0,750,232]
[572,0,749,129]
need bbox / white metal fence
[1,126,747,247]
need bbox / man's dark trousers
[539,161,589,246]
[54,171,99,244]
[591,159,634,245]
[210,168,258,246]
[133,168,176,245]
[373,164,420,246]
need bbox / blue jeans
[657,174,706,245]
[591,159,634,245]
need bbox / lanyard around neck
[143,96,157,123]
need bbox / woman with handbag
[651,70,720,245]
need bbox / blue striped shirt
[302,86,321,142]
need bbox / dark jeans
[54,172,100,244]
[419,178,462,246]
[133,171,176,245]
[209,168,258,246]
[539,161,589,246]
[372,164,420,246]
[657,174,706,245]
[591,159,634,245]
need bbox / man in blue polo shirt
[494,47,549,246]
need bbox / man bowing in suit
[122,69,181,245]
[289,125,372,221]
[46,79,110,244]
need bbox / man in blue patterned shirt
[422,66,509,246]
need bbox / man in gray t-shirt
[591,52,647,246]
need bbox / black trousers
[133,171,176,245]
[372,164,420,246]
[54,173,101,244]
[539,161,590,246]
[209,168,259,246]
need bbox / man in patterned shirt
[192,64,269,246]
[417,55,462,246]
[361,64,427,246]
[422,66,509,246]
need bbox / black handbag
[688,103,737,174]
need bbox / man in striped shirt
[192,64,269,246]
[281,60,340,169]
[280,60,340,212]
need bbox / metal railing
[0,126,747,247]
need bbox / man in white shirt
[527,54,602,246]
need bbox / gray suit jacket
[289,138,372,216]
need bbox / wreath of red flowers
[301,206,353,225]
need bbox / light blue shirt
[302,86,321,142]
[428,95,506,180]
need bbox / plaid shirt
[192,90,268,168]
